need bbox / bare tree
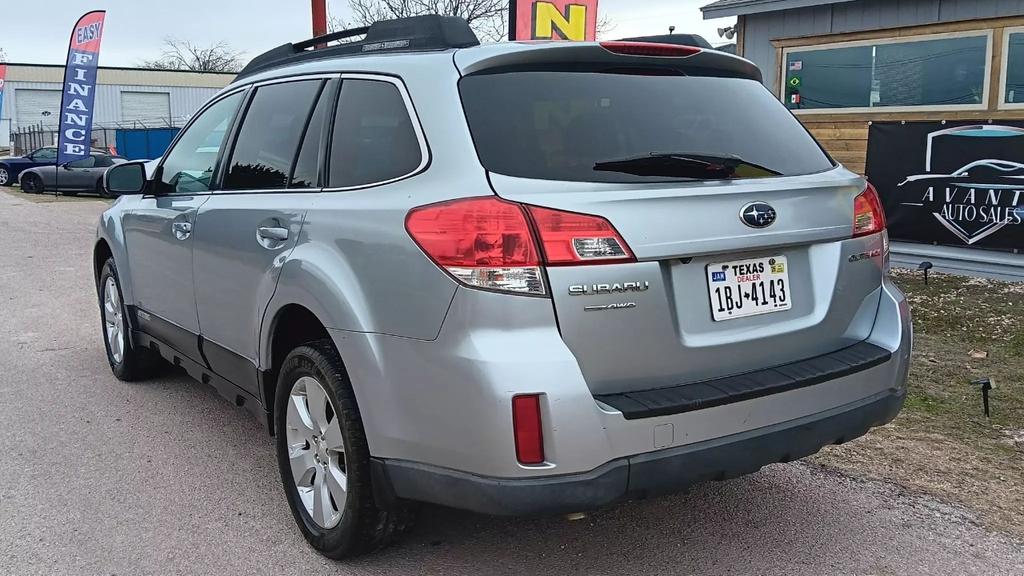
[0,46,7,62]
[332,0,613,43]
[139,38,244,73]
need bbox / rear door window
[328,79,423,188]
[290,80,335,189]
[224,79,325,191]
[459,72,834,183]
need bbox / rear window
[459,72,834,183]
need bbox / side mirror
[61,163,72,170]
[105,161,148,196]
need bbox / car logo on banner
[895,125,1024,246]
[740,202,777,228]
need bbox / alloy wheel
[286,375,348,529]
[102,277,125,364]
[0,168,9,186]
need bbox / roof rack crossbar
[236,15,480,80]
[294,26,370,51]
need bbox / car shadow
[115,361,988,576]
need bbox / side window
[328,79,423,188]
[68,156,97,168]
[158,91,244,195]
[95,155,115,168]
[224,80,324,191]
[289,81,335,189]
[33,148,58,162]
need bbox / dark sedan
[20,152,127,197]
[0,146,59,186]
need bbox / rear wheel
[274,339,415,559]
[97,178,113,199]
[0,166,9,186]
[98,258,162,381]
[20,173,42,194]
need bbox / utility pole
[312,0,328,38]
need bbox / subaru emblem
[740,202,777,228]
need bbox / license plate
[706,255,792,321]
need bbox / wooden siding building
[702,0,1024,278]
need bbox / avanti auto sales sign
[867,121,1024,252]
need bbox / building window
[1003,29,1024,107]
[783,32,991,113]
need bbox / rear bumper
[374,389,905,516]
[336,275,911,504]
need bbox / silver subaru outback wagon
[96,15,911,558]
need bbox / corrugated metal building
[0,64,235,148]
[701,0,1024,279]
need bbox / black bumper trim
[374,390,905,517]
[595,342,893,420]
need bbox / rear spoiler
[454,41,762,83]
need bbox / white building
[0,63,235,147]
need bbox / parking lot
[1,187,1023,575]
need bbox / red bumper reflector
[512,395,545,465]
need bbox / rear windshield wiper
[593,153,782,179]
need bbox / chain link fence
[11,117,188,156]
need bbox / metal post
[508,0,518,41]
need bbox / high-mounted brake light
[512,395,545,465]
[600,41,702,58]
[853,183,887,238]
[406,197,636,296]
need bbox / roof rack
[237,15,480,79]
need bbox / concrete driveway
[1,188,1022,575]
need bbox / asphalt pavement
[1,188,1023,575]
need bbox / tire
[97,178,113,199]
[20,173,42,194]
[0,166,9,186]
[274,339,416,559]
[97,258,162,381]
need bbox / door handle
[172,221,192,240]
[257,226,289,242]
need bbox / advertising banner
[866,121,1024,252]
[510,0,599,42]
[57,10,106,165]
[0,63,7,129]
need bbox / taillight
[600,41,702,58]
[853,183,887,238]
[511,394,545,465]
[527,206,634,266]
[405,197,545,295]
[406,197,635,295]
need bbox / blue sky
[0,0,735,67]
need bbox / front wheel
[0,166,10,186]
[20,173,42,194]
[97,258,162,381]
[275,340,415,559]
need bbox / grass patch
[812,268,1024,540]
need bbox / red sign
[512,0,599,42]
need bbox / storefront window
[784,34,990,111]
[1006,32,1024,105]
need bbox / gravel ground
[1,188,1023,576]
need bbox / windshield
[459,72,834,184]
